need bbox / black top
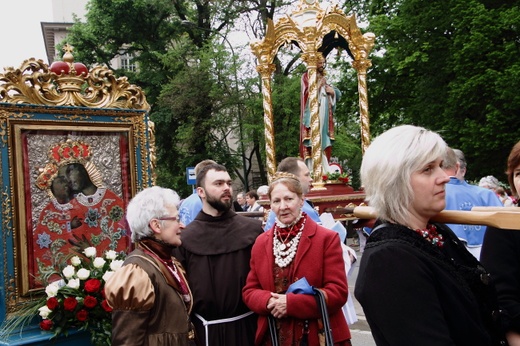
[481,226,520,334]
[355,222,504,346]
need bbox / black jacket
[482,226,520,335]
[355,222,504,346]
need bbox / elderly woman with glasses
[105,186,193,345]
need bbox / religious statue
[299,54,341,173]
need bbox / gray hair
[453,149,466,171]
[479,175,499,190]
[443,147,458,171]
[126,186,180,242]
[361,125,447,225]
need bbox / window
[120,53,137,72]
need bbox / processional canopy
[250,0,375,185]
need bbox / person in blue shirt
[264,157,320,231]
[178,159,216,226]
[443,148,502,259]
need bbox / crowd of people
[101,124,520,346]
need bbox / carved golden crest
[0,44,149,110]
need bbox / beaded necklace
[414,224,444,248]
[273,213,306,268]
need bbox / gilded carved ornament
[0,45,150,111]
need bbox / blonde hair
[361,125,447,225]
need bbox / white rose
[93,257,106,268]
[105,250,117,260]
[70,256,81,266]
[45,283,60,297]
[38,306,52,319]
[76,268,91,280]
[62,265,75,279]
[67,278,80,289]
[84,247,97,258]
[110,260,124,271]
[102,270,115,282]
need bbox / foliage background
[63,0,520,194]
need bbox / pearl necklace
[51,197,73,212]
[75,187,106,206]
[273,216,306,268]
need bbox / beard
[206,192,232,212]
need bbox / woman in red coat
[242,172,351,345]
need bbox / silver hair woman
[105,186,193,345]
[126,186,180,242]
[355,125,505,345]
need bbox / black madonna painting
[27,135,132,290]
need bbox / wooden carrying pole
[326,206,520,230]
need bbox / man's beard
[207,193,232,212]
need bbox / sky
[0,0,53,70]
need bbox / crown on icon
[48,139,92,166]
[36,139,104,191]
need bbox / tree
[64,0,371,195]
[355,0,520,184]
[65,0,272,196]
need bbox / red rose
[39,319,53,330]
[76,309,89,322]
[101,299,113,312]
[322,175,328,181]
[63,297,78,311]
[83,295,98,309]
[84,278,101,293]
[46,297,59,310]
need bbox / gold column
[352,58,372,154]
[256,63,277,180]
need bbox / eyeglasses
[157,215,180,222]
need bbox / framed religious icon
[0,50,154,324]
[1,104,153,301]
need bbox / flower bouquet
[322,171,352,184]
[1,245,126,346]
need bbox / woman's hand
[267,292,287,318]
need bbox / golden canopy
[250,0,375,185]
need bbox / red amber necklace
[414,224,444,248]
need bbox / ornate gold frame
[250,0,375,184]
[0,48,154,314]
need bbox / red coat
[242,216,351,345]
